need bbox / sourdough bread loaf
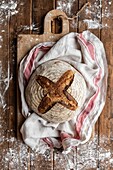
[25,60,86,123]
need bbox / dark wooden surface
[0,0,113,169]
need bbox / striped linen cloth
[18,30,108,151]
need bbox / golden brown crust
[36,70,78,114]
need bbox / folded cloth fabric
[18,30,108,151]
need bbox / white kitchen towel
[18,30,108,151]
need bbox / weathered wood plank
[0,1,10,169]
[53,150,76,170]
[109,59,113,167]
[98,0,113,169]
[16,0,35,169]
[10,0,33,169]
[32,0,53,34]
[30,150,54,170]
[78,0,87,32]
[98,41,112,169]
[69,0,79,32]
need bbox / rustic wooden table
[0,0,113,169]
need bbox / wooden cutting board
[17,9,69,138]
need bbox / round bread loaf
[25,60,86,123]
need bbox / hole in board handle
[51,17,62,34]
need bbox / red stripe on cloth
[75,33,102,139]
[60,132,72,141]
[43,137,54,148]
[24,48,40,80]
[76,88,99,135]
[40,45,52,50]
[23,45,52,81]
[78,33,95,60]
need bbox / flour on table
[57,0,113,29]
[0,61,12,109]
[0,0,18,18]
[57,0,76,17]
[54,135,113,169]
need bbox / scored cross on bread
[36,70,78,114]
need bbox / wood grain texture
[98,0,113,169]
[78,0,87,32]
[0,1,9,169]
[10,0,32,169]
[32,0,54,34]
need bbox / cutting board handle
[44,9,69,35]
